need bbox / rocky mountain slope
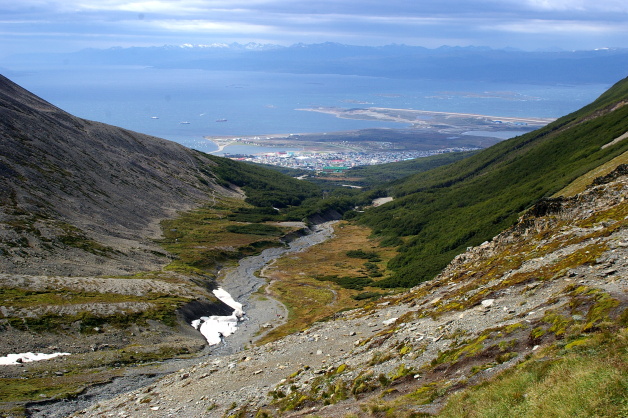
[78,164,628,417]
[0,75,254,415]
[0,74,238,276]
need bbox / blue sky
[1,0,627,57]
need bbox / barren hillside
[0,74,238,276]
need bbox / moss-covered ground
[257,222,399,344]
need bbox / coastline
[296,106,555,127]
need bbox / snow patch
[0,352,70,365]
[191,287,245,346]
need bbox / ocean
[9,66,610,154]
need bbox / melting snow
[0,352,70,365]
[192,287,245,345]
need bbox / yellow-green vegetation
[159,196,297,273]
[431,334,489,367]
[519,285,623,348]
[270,365,352,411]
[257,222,397,344]
[554,151,628,197]
[362,380,452,417]
[0,344,195,417]
[0,287,188,331]
[437,329,628,418]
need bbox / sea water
[9,66,610,153]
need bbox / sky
[1,0,627,57]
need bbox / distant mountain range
[5,43,628,84]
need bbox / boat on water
[180,121,191,124]
[216,118,228,122]
[151,116,159,119]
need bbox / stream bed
[204,221,336,355]
[27,221,336,417]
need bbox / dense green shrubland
[342,151,477,188]
[203,153,322,208]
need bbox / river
[205,221,337,355]
[28,221,336,417]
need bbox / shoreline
[296,106,555,125]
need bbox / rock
[430,297,441,305]
[481,299,495,308]
[382,318,398,326]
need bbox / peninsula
[205,107,553,156]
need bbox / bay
[9,66,610,153]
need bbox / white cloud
[0,0,626,54]
[521,0,628,13]
[490,19,628,34]
[146,19,272,34]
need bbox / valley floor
[74,172,628,417]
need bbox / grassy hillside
[358,76,628,287]
[204,152,321,208]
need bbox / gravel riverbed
[26,222,336,417]
[208,221,336,355]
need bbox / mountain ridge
[356,76,628,287]
[5,44,627,84]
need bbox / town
[224,147,481,172]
